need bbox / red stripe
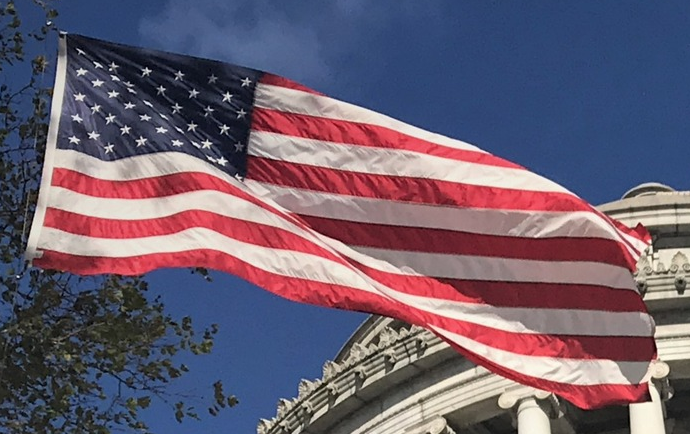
[44,207,344,264]
[443,339,652,409]
[260,73,324,95]
[51,168,235,199]
[39,237,653,409]
[246,156,598,213]
[50,167,640,272]
[251,107,521,169]
[299,214,637,269]
[355,261,647,312]
[34,249,654,363]
[44,208,646,312]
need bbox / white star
[141,67,152,77]
[104,143,115,154]
[87,131,100,140]
[68,136,80,144]
[91,79,104,87]
[187,122,198,132]
[160,114,168,120]
[108,62,119,72]
[105,113,116,124]
[219,124,230,135]
[241,77,252,87]
[174,70,185,81]
[191,141,201,149]
[71,114,83,123]
[76,48,86,56]
[155,126,168,134]
[203,106,215,117]
[236,108,247,119]
[90,104,102,114]
[110,74,120,82]
[139,114,152,122]
[93,61,104,69]
[75,68,87,76]
[171,139,183,147]
[124,102,136,109]
[174,126,185,134]
[171,103,182,114]
[126,87,137,95]
[135,136,148,147]
[120,125,131,135]
[123,81,135,87]
[206,155,217,163]
[208,74,218,84]
[201,139,213,149]
[188,89,200,98]
[143,100,154,108]
[217,156,228,166]
[156,85,166,95]
[107,90,119,98]
[221,91,233,103]
[74,93,86,102]
[234,142,244,152]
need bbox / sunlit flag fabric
[26,34,656,409]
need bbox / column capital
[498,387,563,419]
[403,416,456,434]
[647,360,674,401]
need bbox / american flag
[27,34,656,409]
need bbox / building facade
[258,183,690,434]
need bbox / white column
[630,382,665,434]
[629,361,671,434]
[516,397,551,434]
[499,389,553,434]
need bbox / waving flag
[26,34,655,409]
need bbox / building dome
[258,184,690,434]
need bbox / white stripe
[51,148,227,181]
[388,290,653,337]
[247,180,635,244]
[52,149,647,262]
[356,245,636,290]
[248,131,569,194]
[36,226,651,338]
[255,83,490,154]
[26,35,69,262]
[431,325,650,386]
[253,83,648,258]
[49,151,642,292]
[47,181,636,291]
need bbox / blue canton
[58,34,264,178]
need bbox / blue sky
[36,1,690,432]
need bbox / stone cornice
[257,319,690,434]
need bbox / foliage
[0,2,236,433]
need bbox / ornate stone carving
[300,401,314,418]
[325,382,339,396]
[383,348,398,365]
[353,365,368,381]
[322,360,340,380]
[257,418,273,434]
[276,398,293,418]
[670,251,689,273]
[347,342,369,364]
[635,254,654,276]
[378,326,400,347]
[298,379,317,400]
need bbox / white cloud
[139,0,441,90]
[139,0,331,86]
